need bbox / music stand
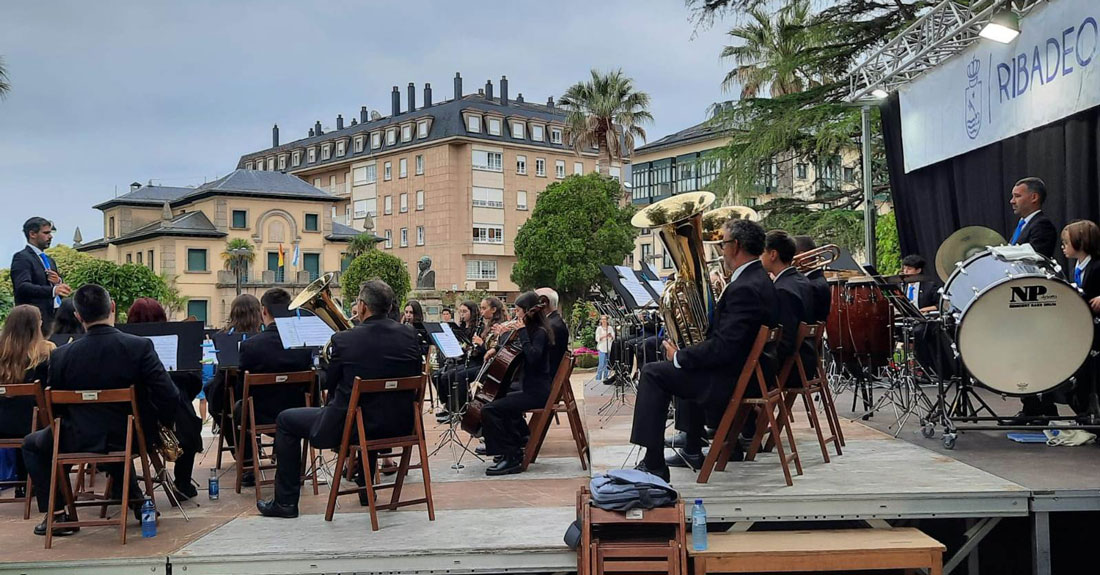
[425,325,482,470]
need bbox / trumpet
[793,244,840,274]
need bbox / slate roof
[634,118,729,157]
[238,92,589,173]
[113,211,226,246]
[326,222,368,242]
[94,169,337,210]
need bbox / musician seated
[761,231,816,390]
[0,305,54,500]
[481,291,568,476]
[794,236,831,324]
[257,279,422,518]
[234,288,315,487]
[435,297,506,422]
[22,284,179,537]
[1060,220,1100,420]
[125,297,203,501]
[206,294,263,429]
[432,300,478,418]
[630,219,778,482]
[623,310,659,376]
[899,255,957,386]
[47,298,85,338]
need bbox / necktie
[1010,219,1026,245]
[907,284,917,305]
[39,253,61,307]
[1075,266,1084,287]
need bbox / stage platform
[0,371,1095,575]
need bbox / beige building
[628,117,864,276]
[77,170,359,327]
[237,74,610,299]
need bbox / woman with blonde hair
[0,305,55,496]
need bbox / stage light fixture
[871,88,890,99]
[980,8,1020,44]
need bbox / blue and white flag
[291,243,300,267]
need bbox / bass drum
[942,250,1093,395]
[826,277,892,368]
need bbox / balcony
[217,270,340,289]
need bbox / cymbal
[935,226,1006,281]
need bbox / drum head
[957,277,1093,395]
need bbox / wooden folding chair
[42,386,156,548]
[0,382,47,519]
[235,371,318,502]
[523,351,589,471]
[324,374,435,531]
[767,322,843,461]
[697,326,801,485]
[213,367,239,470]
[742,327,803,485]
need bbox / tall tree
[721,0,820,98]
[0,56,9,99]
[221,238,256,295]
[512,173,636,313]
[559,69,653,176]
[345,233,378,260]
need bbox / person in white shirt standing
[11,217,71,330]
[595,315,614,381]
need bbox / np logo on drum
[1008,284,1056,308]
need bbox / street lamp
[228,247,250,296]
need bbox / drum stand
[870,317,937,437]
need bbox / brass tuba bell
[289,272,352,361]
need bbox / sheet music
[274,316,335,348]
[645,262,660,280]
[619,275,654,307]
[145,335,179,372]
[614,265,634,278]
[432,323,466,359]
[647,279,666,296]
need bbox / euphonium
[289,272,352,361]
[700,204,761,293]
[630,191,717,348]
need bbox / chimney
[454,72,463,100]
[516,93,524,103]
[547,96,555,109]
[314,120,323,135]
[272,124,279,147]
[407,82,416,112]
[360,106,368,123]
[336,115,344,130]
[500,76,509,106]
[309,128,315,137]
[423,83,433,107]
[484,79,494,100]
[130,181,142,193]
[391,86,401,116]
[351,118,358,126]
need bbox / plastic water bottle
[692,499,707,551]
[140,497,157,538]
[208,468,220,500]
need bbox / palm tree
[0,56,10,100]
[721,0,820,98]
[559,69,653,176]
[346,233,378,260]
[221,238,255,295]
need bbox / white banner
[900,0,1100,173]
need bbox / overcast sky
[0,0,734,262]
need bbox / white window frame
[401,124,413,142]
[550,128,563,144]
[574,161,583,175]
[416,190,424,210]
[353,164,377,185]
[472,150,503,172]
[384,161,392,181]
[415,154,424,175]
[336,141,346,157]
[321,145,331,161]
[472,187,504,208]
[472,223,504,244]
[277,156,287,170]
[531,124,545,141]
[353,199,368,219]
[511,122,525,139]
[487,117,502,136]
[386,128,397,146]
[467,115,481,133]
[466,260,498,280]
[384,229,392,249]
[516,155,527,175]
[399,192,408,213]
[312,177,322,188]
[371,132,382,149]
[555,160,566,179]
[384,195,393,215]
[400,227,408,247]
[536,158,546,177]
[517,190,528,211]
[354,136,364,153]
[292,151,301,166]
[266,157,274,170]
[308,148,316,163]
[417,120,429,139]
[245,161,253,170]
[416,226,424,246]
[399,158,408,178]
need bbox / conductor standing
[11,217,71,328]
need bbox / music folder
[213,332,247,368]
[423,322,465,359]
[118,320,204,372]
[273,315,334,349]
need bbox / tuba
[289,272,352,361]
[793,244,840,274]
[700,205,761,292]
[631,191,717,349]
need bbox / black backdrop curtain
[881,92,1100,270]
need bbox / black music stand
[212,333,247,368]
[118,321,204,372]
[424,326,481,470]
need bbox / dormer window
[308,148,316,163]
[292,151,301,166]
[336,141,346,157]
[277,155,287,170]
[417,120,429,139]
[266,157,275,170]
[245,161,254,170]
[550,128,563,144]
[371,132,382,149]
[354,136,364,153]
[386,128,397,146]
[321,144,332,161]
[511,121,525,139]
[531,124,545,141]
[466,114,481,133]
[401,124,413,142]
[487,117,501,136]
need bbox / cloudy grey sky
[0,0,733,261]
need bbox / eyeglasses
[718,239,737,247]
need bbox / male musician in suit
[1007,178,1060,421]
[11,217,72,329]
[234,288,315,486]
[794,236,831,324]
[22,284,179,536]
[630,219,778,481]
[257,280,422,518]
[899,255,953,381]
[900,255,941,312]
[761,231,816,391]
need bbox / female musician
[402,300,425,324]
[435,297,505,421]
[0,305,54,494]
[126,297,203,501]
[595,315,614,382]
[48,299,83,337]
[1062,220,1100,418]
[482,291,563,476]
[205,294,262,441]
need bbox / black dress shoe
[34,513,79,537]
[256,498,299,518]
[1004,411,1048,426]
[241,471,256,487]
[475,444,487,456]
[493,454,504,464]
[633,461,671,483]
[485,454,523,476]
[664,431,710,448]
[435,409,451,422]
[15,486,26,498]
[665,449,704,470]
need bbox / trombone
[793,244,840,274]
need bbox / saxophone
[630,191,717,349]
[158,425,183,462]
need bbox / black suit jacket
[11,246,59,326]
[0,361,49,439]
[1015,211,1058,258]
[677,260,779,402]
[237,324,315,423]
[1070,258,1100,351]
[321,315,423,438]
[774,268,816,388]
[805,269,831,324]
[909,279,942,310]
[514,311,569,400]
[48,325,179,453]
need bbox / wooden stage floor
[0,371,1083,575]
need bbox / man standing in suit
[22,284,179,536]
[257,280,422,518]
[630,219,778,481]
[1007,178,1059,420]
[234,287,315,487]
[794,236,831,324]
[11,217,72,329]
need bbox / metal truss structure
[846,0,1050,102]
